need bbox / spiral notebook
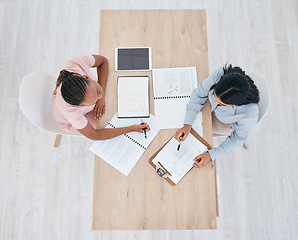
[89,113,159,176]
[152,67,202,129]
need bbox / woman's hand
[132,123,150,133]
[193,152,212,168]
[174,124,192,142]
[93,98,105,121]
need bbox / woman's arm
[77,122,150,141]
[208,106,259,160]
[92,54,109,91]
[184,66,224,126]
[92,55,109,120]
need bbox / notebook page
[89,113,159,176]
[89,135,145,176]
[117,76,149,118]
[152,67,197,98]
[152,67,201,129]
[154,98,202,129]
[109,113,159,148]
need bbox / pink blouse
[51,55,97,133]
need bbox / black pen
[177,132,185,151]
[141,119,147,139]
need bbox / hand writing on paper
[174,124,191,142]
[133,123,150,133]
[193,152,212,168]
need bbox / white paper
[153,67,197,97]
[89,114,159,176]
[154,99,202,129]
[152,67,202,129]
[152,133,207,184]
[118,76,149,118]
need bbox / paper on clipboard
[152,133,207,184]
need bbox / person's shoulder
[202,66,224,86]
[243,103,259,118]
[66,55,93,65]
[64,55,95,70]
[211,66,224,78]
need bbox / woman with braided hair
[51,55,149,140]
[175,64,260,168]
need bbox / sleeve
[64,55,96,71]
[184,66,224,125]
[63,111,89,130]
[208,105,259,160]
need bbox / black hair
[53,70,89,106]
[214,64,260,106]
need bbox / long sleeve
[184,67,224,125]
[208,104,259,160]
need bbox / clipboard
[149,128,212,186]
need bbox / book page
[152,133,207,184]
[152,67,197,98]
[118,76,149,118]
[90,114,159,176]
[152,67,201,129]
[89,134,145,176]
[154,98,202,129]
[109,113,159,148]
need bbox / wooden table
[93,9,218,230]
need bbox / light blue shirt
[184,67,259,160]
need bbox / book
[152,133,207,184]
[152,67,202,129]
[89,113,159,176]
[117,76,150,118]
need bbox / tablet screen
[116,48,151,71]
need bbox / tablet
[115,47,152,71]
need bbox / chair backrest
[247,72,270,123]
[19,71,77,135]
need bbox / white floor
[1,0,297,239]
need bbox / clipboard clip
[155,162,171,178]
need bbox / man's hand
[93,98,105,121]
[193,152,212,168]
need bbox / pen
[177,132,185,151]
[193,149,208,165]
[141,119,147,139]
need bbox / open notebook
[152,67,202,129]
[152,133,207,184]
[90,113,159,176]
[117,76,149,118]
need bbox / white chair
[212,72,270,148]
[19,72,80,147]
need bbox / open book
[90,113,159,176]
[152,67,202,129]
[117,76,149,118]
[152,133,207,184]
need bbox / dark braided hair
[53,70,89,106]
[214,64,260,106]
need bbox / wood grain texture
[93,9,216,230]
[1,0,298,239]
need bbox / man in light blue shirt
[175,65,260,168]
